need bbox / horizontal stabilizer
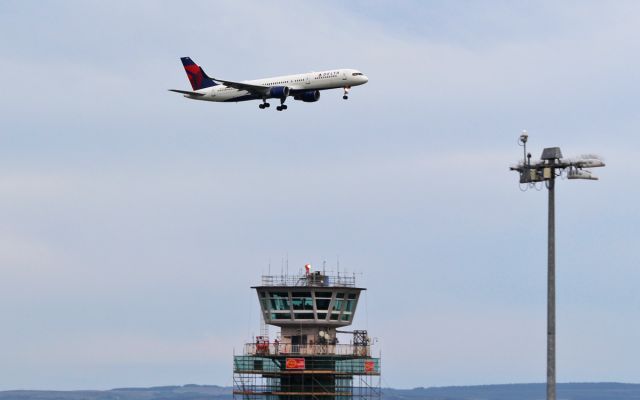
[168,89,205,97]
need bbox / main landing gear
[343,86,351,100]
[259,98,288,111]
[276,97,288,111]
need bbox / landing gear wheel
[278,98,287,111]
[259,104,265,109]
[343,86,351,100]
[265,103,270,108]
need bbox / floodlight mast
[509,133,604,400]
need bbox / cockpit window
[352,72,363,76]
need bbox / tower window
[271,313,292,320]
[270,298,290,311]
[292,297,314,310]
[345,300,355,312]
[316,299,331,310]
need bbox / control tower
[233,266,381,399]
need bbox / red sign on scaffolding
[286,358,306,370]
[364,360,375,373]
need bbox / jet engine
[293,90,321,102]
[268,86,290,99]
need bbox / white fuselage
[188,68,368,102]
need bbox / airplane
[169,57,368,111]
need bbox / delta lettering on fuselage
[316,71,339,78]
[169,57,369,111]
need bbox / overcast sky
[1,0,639,391]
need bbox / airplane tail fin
[180,57,217,90]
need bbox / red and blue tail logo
[181,57,217,90]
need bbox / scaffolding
[233,347,381,399]
[234,271,381,400]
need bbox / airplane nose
[362,75,369,83]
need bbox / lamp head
[567,168,599,180]
[519,130,529,145]
[571,155,605,168]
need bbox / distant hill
[384,383,640,400]
[0,385,231,400]
[2,383,640,400]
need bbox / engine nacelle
[268,86,290,99]
[294,90,321,102]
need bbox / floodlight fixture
[567,168,598,180]
[509,132,604,400]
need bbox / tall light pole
[510,131,605,400]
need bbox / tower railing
[244,343,370,357]
[260,274,356,287]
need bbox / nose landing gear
[343,86,351,100]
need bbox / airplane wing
[169,89,206,96]
[212,78,270,96]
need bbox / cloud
[0,0,639,390]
